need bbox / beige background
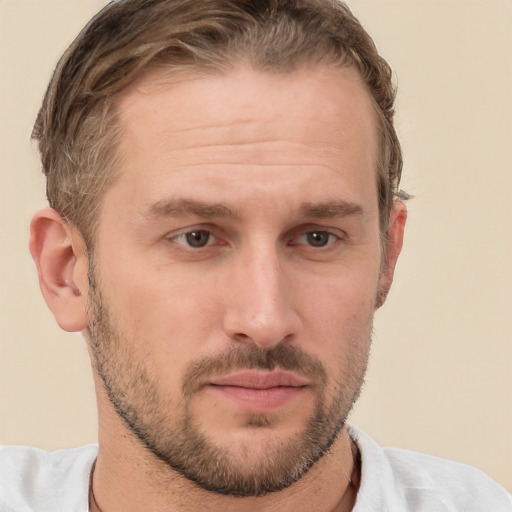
[1,0,511,491]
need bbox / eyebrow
[145,199,238,219]
[299,200,364,218]
[144,198,363,221]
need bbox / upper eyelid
[290,230,343,245]
[166,229,219,250]
[163,224,347,243]
[287,224,347,239]
[168,228,215,240]
[165,223,219,238]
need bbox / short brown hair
[33,0,404,246]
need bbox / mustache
[182,343,327,397]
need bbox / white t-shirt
[349,427,512,511]
[1,427,510,511]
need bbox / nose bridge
[223,237,298,347]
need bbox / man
[0,0,510,510]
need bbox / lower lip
[207,385,307,413]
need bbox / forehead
[117,63,377,149]
[106,64,379,221]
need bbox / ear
[29,207,89,332]
[376,201,407,308]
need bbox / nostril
[232,332,252,343]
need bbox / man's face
[87,64,392,496]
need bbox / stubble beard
[87,266,371,497]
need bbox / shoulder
[0,444,97,512]
[349,426,512,512]
[383,446,512,508]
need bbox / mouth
[205,371,310,413]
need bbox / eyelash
[168,228,343,249]
[290,231,340,248]
[171,230,217,248]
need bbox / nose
[222,244,300,349]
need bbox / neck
[89,427,359,512]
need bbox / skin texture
[30,64,406,512]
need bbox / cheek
[293,268,377,363]
[297,262,380,323]
[96,258,224,368]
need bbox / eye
[295,231,338,247]
[172,230,214,248]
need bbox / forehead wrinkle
[172,138,312,152]
[144,198,239,220]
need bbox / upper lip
[208,370,309,389]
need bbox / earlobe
[29,207,89,332]
[376,201,407,308]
